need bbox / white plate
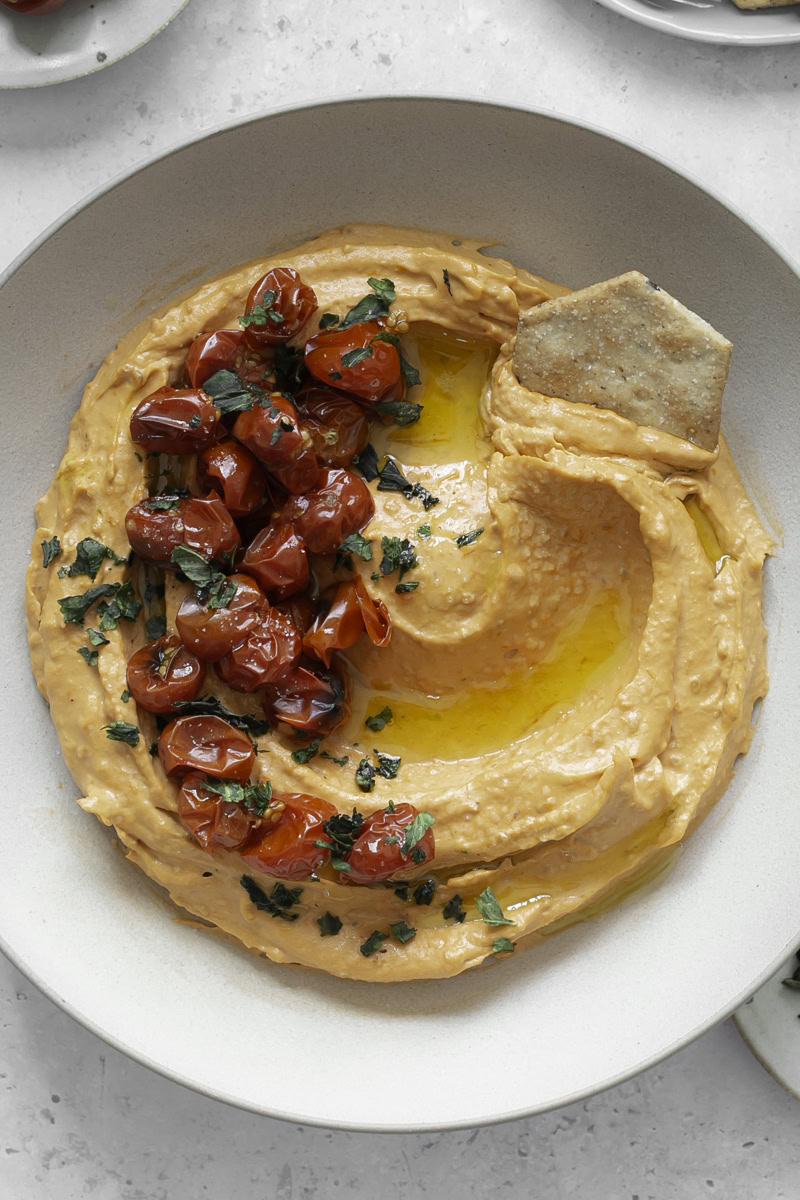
[0,0,190,88]
[595,0,800,45]
[736,955,800,1100]
[2,97,800,1132]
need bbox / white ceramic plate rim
[594,0,800,45]
[0,0,191,89]
[2,94,800,1132]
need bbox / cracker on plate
[513,271,731,451]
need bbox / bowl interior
[2,98,799,1131]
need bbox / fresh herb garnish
[339,278,396,330]
[86,628,109,647]
[321,808,365,854]
[205,778,273,815]
[203,369,262,415]
[394,882,410,901]
[170,545,218,587]
[492,937,515,954]
[379,536,417,580]
[97,580,142,631]
[417,524,431,539]
[372,400,423,426]
[337,531,373,563]
[121,689,131,703]
[402,812,434,856]
[360,930,388,957]
[475,886,514,927]
[58,583,121,626]
[103,721,140,746]
[399,355,422,389]
[413,879,436,906]
[240,874,302,921]
[146,495,182,512]
[145,615,167,640]
[41,536,62,568]
[353,443,379,481]
[355,758,377,793]
[329,370,343,381]
[365,705,392,732]
[375,751,401,780]
[78,646,98,667]
[321,751,349,766]
[443,895,466,923]
[341,345,373,370]
[454,528,484,548]
[395,581,419,594]
[291,738,321,765]
[319,312,339,329]
[239,289,283,329]
[367,277,396,305]
[149,741,159,756]
[376,458,439,509]
[317,912,343,936]
[208,577,236,610]
[442,268,452,296]
[390,920,417,944]
[58,537,128,581]
[170,695,269,737]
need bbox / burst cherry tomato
[304,320,401,402]
[175,573,268,661]
[346,803,436,883]
[275,593,316,636]
[241,268,318,351]
[240,523,309,600]
[0,0,67,12]
[129,388,221,455]
[125,495,240,569]
[232,393,320,495]
[177,772,260,852]
[158,715,255,782]
[263,659,349,737]
[197,440,267,518]
[297,385,370,467]
[241,792,337,880]
[125,634,206,713]
[216,608,302,692]
[279,467,374,555]
[304,576,391,667]
[184,329,272,391]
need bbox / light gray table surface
[2,1,799,1195]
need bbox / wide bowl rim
[3,93,799,1133]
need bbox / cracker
[514,271,731,451]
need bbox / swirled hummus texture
[26,226,771,981]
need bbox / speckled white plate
[1,97,800,1132]
[0,0,190,88]
[595,0,800,45]
[736,955,800,1099]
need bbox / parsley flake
[170,695,269,737]
[355,757,376,793]
[390,920,417,944]
[360,930,388,957]
[365,706,392,732]
[317,912,343,937]
[454,528,484,548]
[395,581,419,594]
[443,268,452,296]
[492,937,515,955]
[353,443,379,481]
[337,531,373,563]
[58,583,120,626]
[375,751,401,780]
[145,615,167,640]
[321,751,349,767]
[475,886,514,927]
[319,312,340,329]
[413,879,436,906]
[240,874,302,921]
[78,646,98,667]
[41,536,62,567]
[121,689,131,703]
[372,399,423,426]
[170,545,217,587]
[291,738,321,765]
[341,345,373,370]
[443,895,466,924]
[402,812,434,856]
[239,289,283,329]
[379,536,417,580]
[203,369,262,415]
[205,778,273,816]
[86,628,109,647]
[399,354,422,389]
[58,537,127,581]
[417,524,431,539]
[103,721,140,746]
[367,277,396,304]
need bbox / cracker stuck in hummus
[513,270,731,450]
[26,228,771,983]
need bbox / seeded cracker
[513,271,731,450]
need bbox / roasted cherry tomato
[241,792,337,880]
[240,522,309,600]
[304,576,391,667]
[175,573,268,661]
[129,388,221,455]
[263,659,349,737]
[345,802,436,883]
[0,0,67,12]
[241,268,318,351]
[216,608,302,692]
[177,772,260,852]
[232,393,320,495]
[304,319,401,403]
[158,715,255,782]
[197,440,267,518]
[275,593,316,636]
[184,329,272,392]
[125,634,206,713]
[279,467,374,555]
[296,385,370,467]
[125,495,240,569]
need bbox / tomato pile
[123,267,435,883]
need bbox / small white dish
[594,0,800,45]
[736,954,800,1100]
[0,0,190,89]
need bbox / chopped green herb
[443,895,466,924]
[417,524,431,539]
[321,751,349,767]
[121,689,131,703]
[291,738,321,765]
[385,799,396,813]
[78,646,98,667]
[203,369,261,415]
[103,721,140,747]
[360,930,388,957]
[395,581,419,594]
[390,921,417,944]
[369,331,399,347]
[97,580,142,631]
[86,628,109,647]
[402,812,434,856]
[370,571,380,581]
[240,874,302,921]
[365,705,392,732]
[443,268,452,296]
[205,778,273,816]
[372,399,423,426]
[170,545,217,587]
[376,458,439,509]
[353,443,379,481]
[454,528,484,548]
[208,577,236,610]
[188,414,202,429]
[339,278,395,330]
[170,695,269,737]
[319,312,340,329]
[337,531,373,563]
[144,581,166,602]
[149,740,159,756]
[492,937,515,955]
[379,536,417,580]
[321,809,365,855]
[413,879,436,906]
[57,537,127,581]
[239,289,282,329]
[399,354,422,389]
[58,583,119,626]
[475,886,514,927]
[145,615,167,640]
[355,757,376,793]
[328,370,343,381]
[412,483,440,511]
[341,345,373,370]
[317,912,343,937]
[375,751,401,780]
[367,277,396,304]
[146,495,182,512]
[41,536,62,568]
[394,882,410,901]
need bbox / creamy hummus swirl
[26,226,771,981]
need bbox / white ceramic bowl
[594,0,800,45]
[2,98,799,1132]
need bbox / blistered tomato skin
[185,330,245,388]
[175,574,268,661]
[198,440,267,518]
[125,496,240,569]
[177,772,260,852]
[240,523,310,600]
[129,388,221,455]
[297,385,370,467]
[125,635,206,713]
[158,715,255,782]
[241,268,318,351]
[304,320,401,402]
[279,467,374,555]
[263,658,350,737]
[216,608,302,692]
[232,394,321,495]
[346,803,436,883]
[304,576,391,667]
[241,792,337,880]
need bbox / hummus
[26,226,772,982]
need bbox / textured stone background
[2,0,799,1194]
